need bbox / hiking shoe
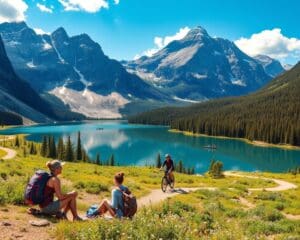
[73,216,84,221]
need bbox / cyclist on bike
[161,154,175,190]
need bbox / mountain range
[124,26,284,101]
[0,22,289,122]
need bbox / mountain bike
[161,170,175,192]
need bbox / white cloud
[134,26,190,59]
[0,0,28,23]
[114,0,120,4]
[36,3,53,13]
[58,0,109,13]
[33,28,50,35]
[235,28,300,61]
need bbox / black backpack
[24,170,51,205]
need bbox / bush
[0,172,7,180]
[208,160,224,178]
[162,200,195,217]
[0,180,25,205]
[251,205,283,222]
[256,191,284,201]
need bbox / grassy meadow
[0,135,299,239]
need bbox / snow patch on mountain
[73,66,92,87]
[50,36,66,64]
[192,73,207,79]
[173,96,203,103]
[50,87,129,118]
[26,60,36,68]
[231,79,247,87]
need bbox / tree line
[11,133,116,166]
[129,63,300,146]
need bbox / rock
[29,219,50,227]
[2,221,11,226]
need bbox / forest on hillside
[129,63,300,146]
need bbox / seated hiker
[26,160,82,221]
[96,172,130,218]
[161,154,175,187]
[42,160,82,221]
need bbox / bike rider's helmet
[165,154,171,159]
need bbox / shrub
[208,160,224,178]
[256,191,284,201]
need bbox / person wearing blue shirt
[97,172,128,218]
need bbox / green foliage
[64,136,74,162]
[96,153,101,165]
[76,131,82,161]
[57,137,64,160]
[156,153,161,168]
[109,154,115,166]
[14,135,20,147]
[208,160,224,178]
[40,136,48,157]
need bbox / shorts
[41,200,60,215]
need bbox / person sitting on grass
[96,172,128,218]
[40,160,82,221]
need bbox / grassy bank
[168,129,300,151]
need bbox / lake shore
[168,129,300,151]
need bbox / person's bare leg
[69,197,79,220]
[59,196,73,212]
[97,199,109,215]
[97,199,115,217]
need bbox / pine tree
[23,146,27,157]
[49,136,57,158]
[57,137,64,160]
[29,142,35,155]
[178,160,183,173]
[64,136,74,162]
[14,135,20,147]
[96,153,101,165]
[40,136,48,157]
[46,135,51,158]
[156,153,161,168]
[109,154,115,166]
[76,131,82,161]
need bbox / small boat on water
[96,127,104,131]
[203,144,217,149]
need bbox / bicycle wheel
[161,176,168,192]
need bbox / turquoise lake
[0,120,299,173]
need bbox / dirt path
[138,187,216,207]
[0,146,17,160]
[138,172,299,220]
[224,171,298,191]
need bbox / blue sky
[0,0,299,64]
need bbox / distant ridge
[129,63,300,146]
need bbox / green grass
[0,137,300,239]
[0,148,6,158]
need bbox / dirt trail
[0,147,17,160]
[138,187,216,207]
[138,172,299,220]
[224,171,298,191]
[139,171,297,207]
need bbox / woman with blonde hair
[40,160,82,221]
